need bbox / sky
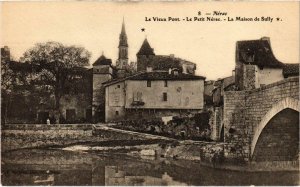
[1,2,299,80]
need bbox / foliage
[114,113,212,141]
[21,41,91,113]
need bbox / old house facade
[103,70,205,122]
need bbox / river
[1,148,299,186]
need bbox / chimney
[261,36,270,45]
[146,66,153,72]
[170,54,175,59]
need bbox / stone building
[92,54,114,122]
[207,37,299,162]
[136,38,196,74]
[235,37,285,90]
[103,70,205,122]
[209,75,235,141]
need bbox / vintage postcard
[1,1,299,186]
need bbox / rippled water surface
[1,149,299,186]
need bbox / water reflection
[105,166,186,186]
[1,149,299,186]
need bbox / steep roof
[283,63,299,77]
[93,54,112,66]
[137,38,155,56]
[237,38,284,68]
[103,71,205,87]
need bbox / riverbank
[1,124,174,152]
[1,124,299,172]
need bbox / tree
[21,42,91,122]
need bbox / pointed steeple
[137,38,155,56]
[117,18,129,69]
[121,17,126,35]
[119,17,128,47]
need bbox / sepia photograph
[1,1,299,186]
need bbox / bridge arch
[251,97,300,160]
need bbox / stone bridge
[223,77,299,162]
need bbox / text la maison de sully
[145,11,280,23]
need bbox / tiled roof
[137,39,155,56]
[129,71,205,80]
[141,55,196,73]
[103,71,205,87]
[93,55,112,66]
[283,63,299,77]
[237,38,284,68]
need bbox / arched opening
[252,108,299,161]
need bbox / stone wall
[210,106,223,141]
[243,64,256,90]
[1,124,93,151]
[223,77,299,161]
[223,91,248,160]
[125,108,201,121]
[1,124,170,152]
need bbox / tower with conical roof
[116,18,128,69]
[136,38,155,72]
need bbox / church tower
[116,18,128,69]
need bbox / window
[164,80,168,87]
[147,80,151,87]
[117,85,120,88]
[163,92,167,101]
[115,111,119,115]
[133,92,143,101]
